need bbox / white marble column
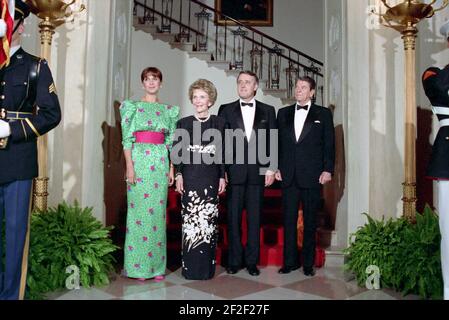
[326,0,407,247]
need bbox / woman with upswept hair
[171,79,226,280]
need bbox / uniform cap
[15,0,30,21]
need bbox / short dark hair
[237,70,259,85]
[297,76,316,91]
[141,67,163,82]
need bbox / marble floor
[46,266,421,300]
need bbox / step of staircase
[152,32,177,43]
[134,23,159,34]
[134,16,159,26]
[133,17,159,34]
[207,60,231,70]
[170,42,195,51]
[324,246,345,267]
[188,51,213,61]
[225,69,242,78]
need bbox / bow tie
[241,102,254,107]
[297,104,309,111]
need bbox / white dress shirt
[294,100,312,141]
[10,45,20,57]
[240,98,256,141]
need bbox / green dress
[120,100,179,278]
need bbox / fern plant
[344,206,443,299]
[26,201,119,300]
[344,213,408,288]
[394,206,442,299]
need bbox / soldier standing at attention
[422,20,449,301]
[0,0,61,300]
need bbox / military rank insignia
[49,83,57,95]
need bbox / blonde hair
[188,79,218,107]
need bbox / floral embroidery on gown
[120,100,179,278]
[172,115,225,280]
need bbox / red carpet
[166,187,325,269]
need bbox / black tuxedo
[218,99,276,267]
[277,103,335,268]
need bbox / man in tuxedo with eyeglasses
[276,76,335,277]
[218,70,276,276]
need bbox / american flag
[0,0,15,68]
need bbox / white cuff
[0,120,11,138]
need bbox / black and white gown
[172,115,226,280]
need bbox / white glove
[0,19,6,38]
[0,120,11,138]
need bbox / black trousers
[227,184,264,267]
[281,183,321,268]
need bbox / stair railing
[133,0,325,105]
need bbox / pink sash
[133,131,165,144]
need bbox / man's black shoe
[247,265,260,276]
[303,267,316,277]
[226,266,240,274]
[278,265,300,274]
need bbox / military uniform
[422,21,449,300]
[0,1,61,300]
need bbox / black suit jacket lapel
[285,104,296,144]
[297,104,318,144]
[253,101,263,128]
[232,100,245,131]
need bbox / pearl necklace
[194,113,211,123]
